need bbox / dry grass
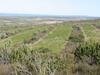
[0,64,13,75]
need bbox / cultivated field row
[0,25,54,48]
[32,24,73,53]
[81,25,100,41]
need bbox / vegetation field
[32,24,72,53]
[0,18,100,75]
[82,25,100,40]
[0,25,53,47]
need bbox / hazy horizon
[0,0,100,17]
[0,13,99,17]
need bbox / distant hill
[0,13,99,21]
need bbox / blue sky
[0,0,100,16]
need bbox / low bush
[74,40,100,64]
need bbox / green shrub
[74,40,100,64]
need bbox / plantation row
[0,25,54,48]
[0,25,33,40]
[73,23,100,75]
[81,25,100,40]
[32,24,72,53]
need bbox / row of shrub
[74,40,100,64]
[69,26,85,43]
[0,42,69,75]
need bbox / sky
[0,0,100,16]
